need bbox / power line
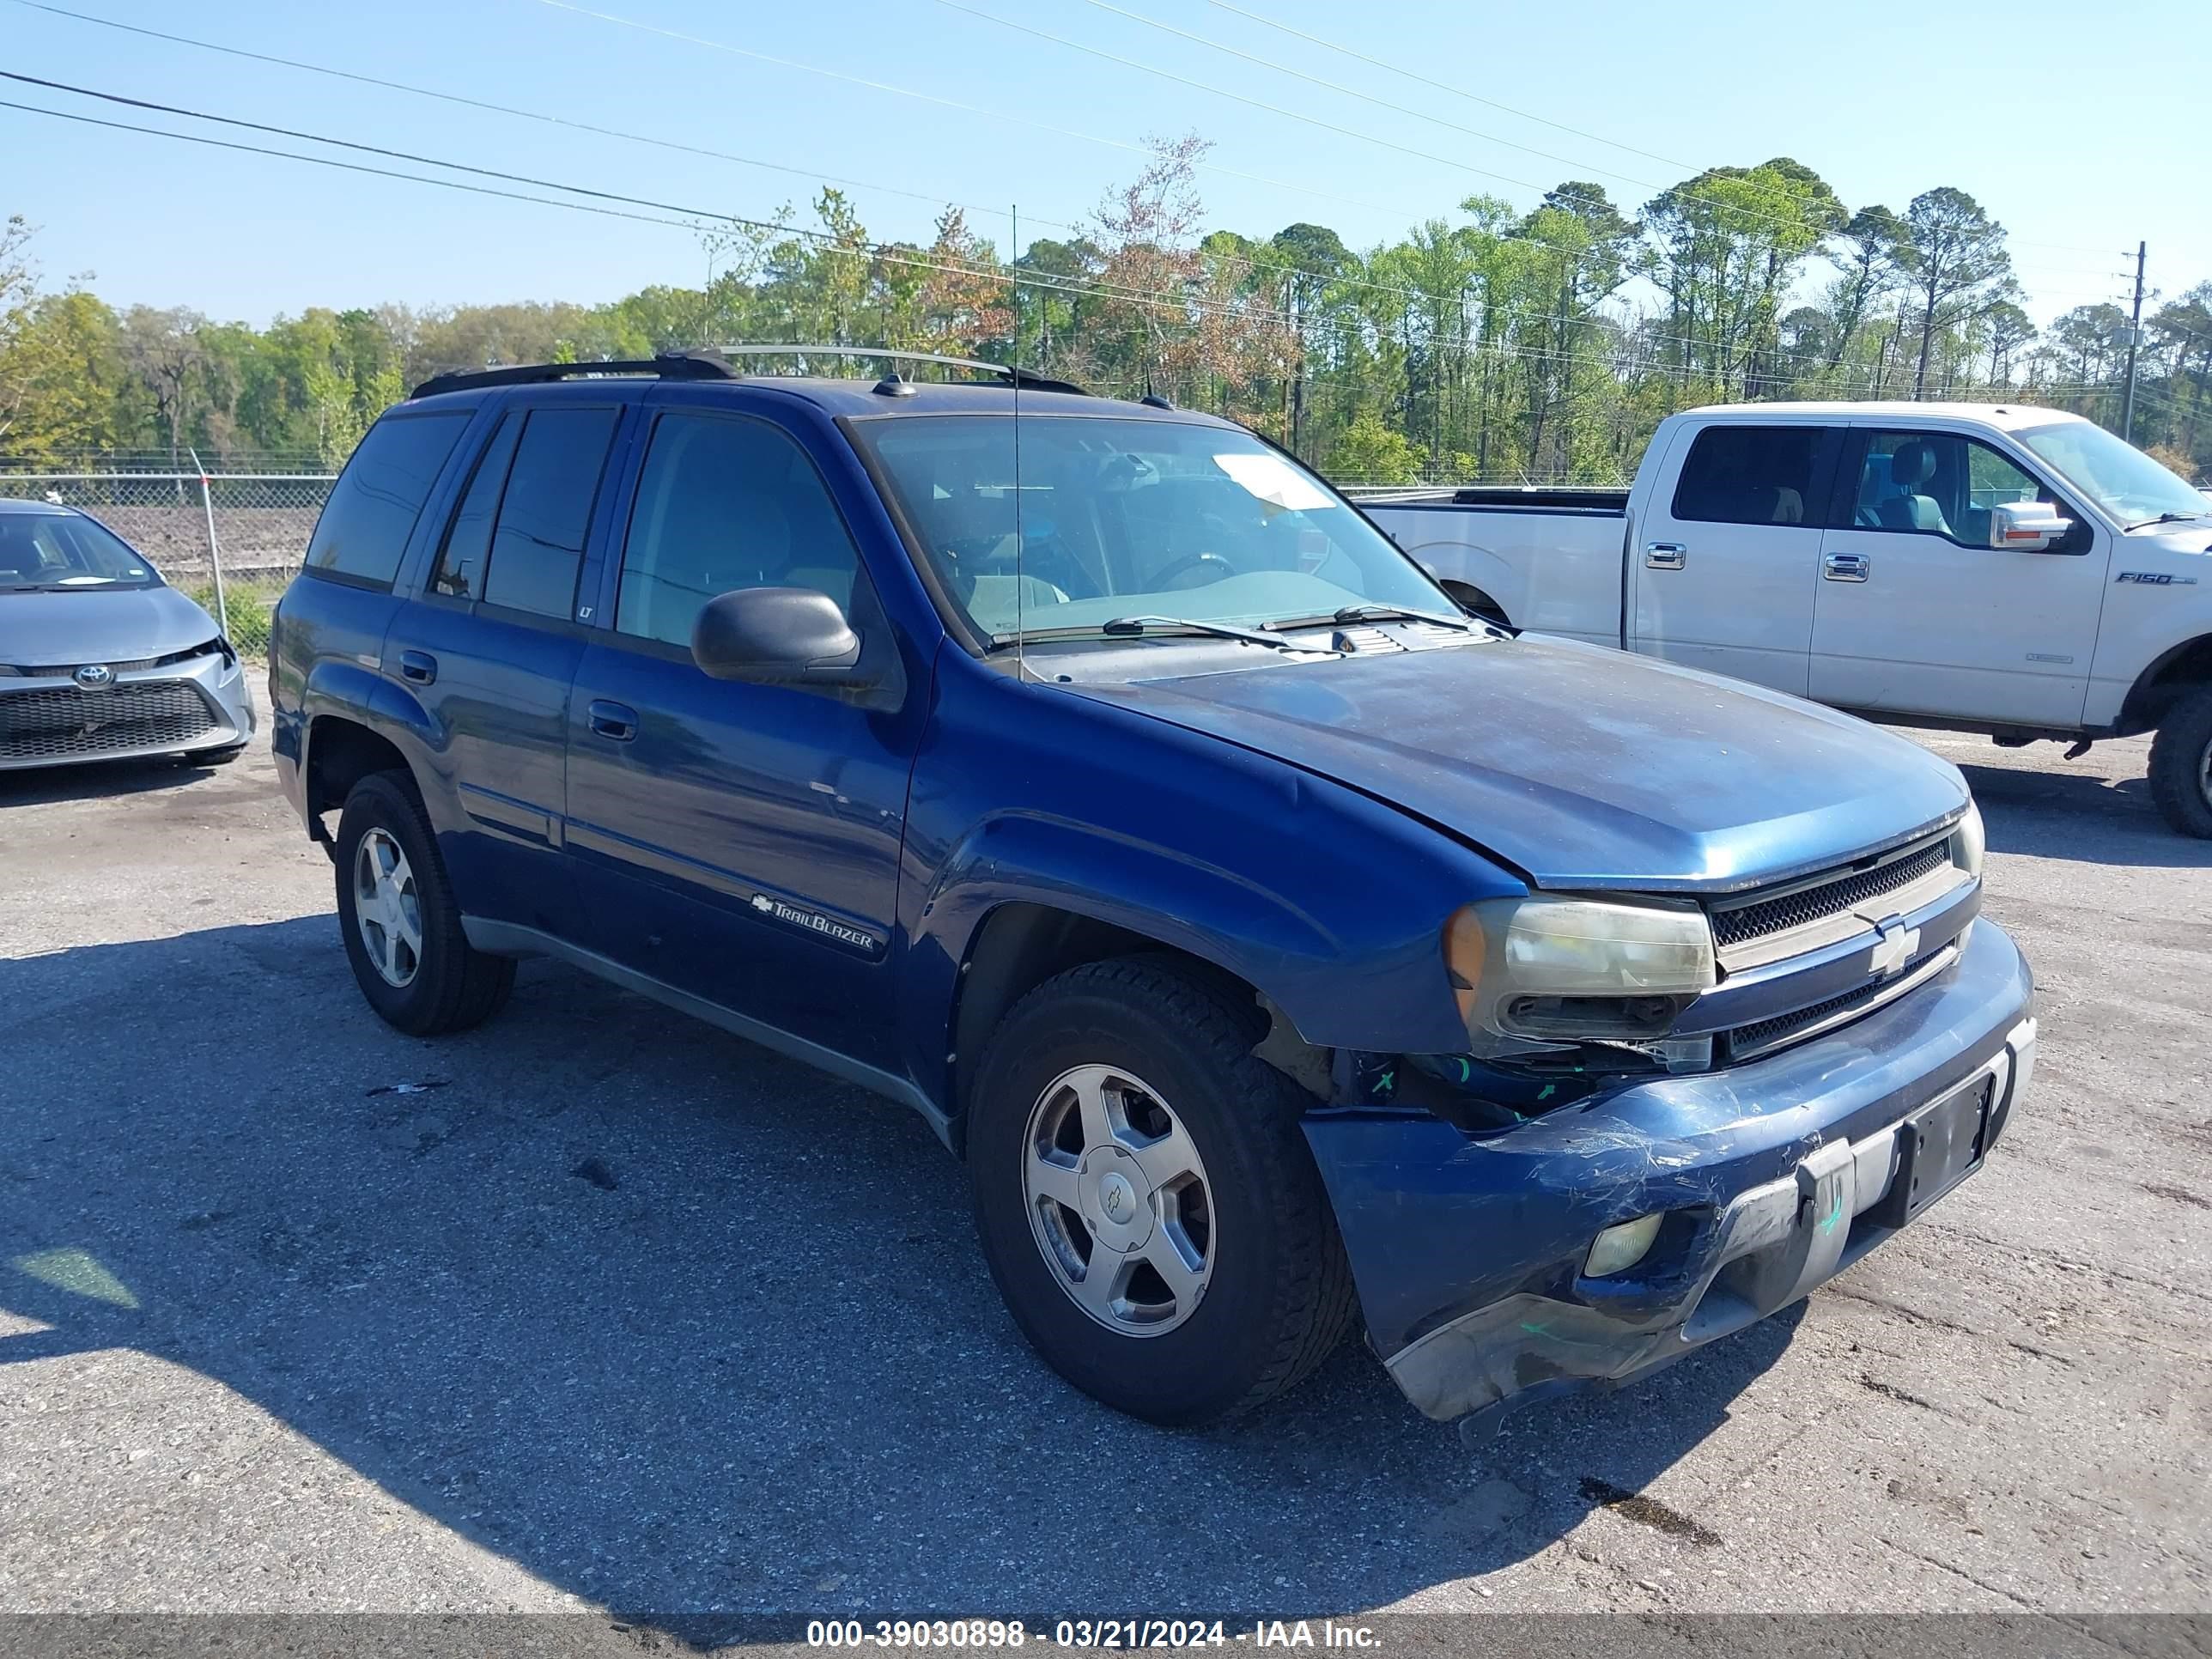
[1202,0,2130,260]
[0,75,2131,400]
[1,0,1082,234]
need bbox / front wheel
[2148,684,2212,838]
[968,956,1356,1424]
[333,769,515,1035]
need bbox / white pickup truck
[1361,402,2212,837]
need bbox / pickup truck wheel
[333,770,515,1035]
[2148,685,2212,838]
[969,956,1356,1424]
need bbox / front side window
[0,511,158,591]
[617,411,866,648]
[479,406,620,619]
[2015,420,2209,529]
[854,414,1450,641]
[1852,430,2057,548]
[306,411,469,587]
[1669,425,1825,526]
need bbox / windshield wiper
[1266,604,1485,634]
[1101,615,1339,653]
[2123,511,2210,531]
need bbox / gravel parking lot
[2,725,2207,1629]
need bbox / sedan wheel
[353,827,423,988]
[1023,1064,1214,1336]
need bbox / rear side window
[1670,425,1826,526]
[305,412,470,586]
[480,407,621,619]
[431,413,522,599]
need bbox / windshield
[856,415,1451,640]
[2014,422,2209,527]
[0,510,160,590]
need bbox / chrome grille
[1721,944,1951,1062]
[1711,839,1952,951]
[0,681,216,760]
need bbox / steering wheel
[1149,551,1235,590]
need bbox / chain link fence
[0,470,334,655]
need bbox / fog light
[1584,1213,1663,1279]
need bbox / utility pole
[2120,240,2147,443]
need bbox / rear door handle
[1824,551,1871,582]
[586,699,638,742]
[1644,542,1686,569]
[398,650,437,684]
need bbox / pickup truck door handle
[586,700,639,742]
[398,650,437,684]
[1644,541,1686,569]
[1824,551,1871,582]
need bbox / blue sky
[4,0,2203,328]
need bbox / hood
[1068,635,1969,893]
[0,584,220,665]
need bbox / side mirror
[1990,500,2073,553]
[691,586,866,686]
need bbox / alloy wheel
[353,827,423,988]
[1021,1063,1216,1337]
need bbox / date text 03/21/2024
[805,1620,1382,1649]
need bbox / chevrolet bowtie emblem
[1869,920,1920,977]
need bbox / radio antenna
[1011,202,1025,682]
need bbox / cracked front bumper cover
[1304,919,2035,1423]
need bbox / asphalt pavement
[1,724,2207,1627]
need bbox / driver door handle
[1644,541,1686,570]
[1824,551,1871,582]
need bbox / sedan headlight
[1445,895,1717,1056]
[1950,803,1984,879]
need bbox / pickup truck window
[1669,426,1828,526]
[617,411,866,647]
[2016,420,2209,529]
[1851,430,2051,548]
[478,406,620,620]
[304,410,469,588]
[855,414,1449,640]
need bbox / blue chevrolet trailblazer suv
[270,349,2036,1431]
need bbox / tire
[968,954,1357,1425]
[333,769,515,1035]
[2148,684,2212,839]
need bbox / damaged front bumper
[1304,918,2035,1425]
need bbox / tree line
[3,137,2207,484]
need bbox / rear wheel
[333,769,515,1034]
[969,956,1356,1424]
[2148,684,2212,838]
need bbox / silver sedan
[0,498,256,770]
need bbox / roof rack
[409,343,1089,402]
[408,349,738,401]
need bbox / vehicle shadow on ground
[0,752,237,807]
[1960,762,2212,867]
[0,918,1794,1622]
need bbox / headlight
[1950,803,1984,879]
[1444,894,1716,1056]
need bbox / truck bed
[1346,485,1630,514]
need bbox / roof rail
[408,344,1090,402]
[408,349,737,401]
[702,344,1091,397]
